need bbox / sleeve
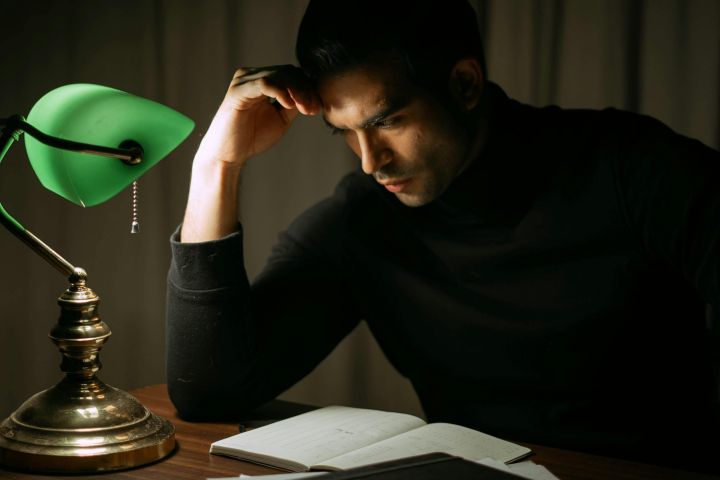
[165,199,362,420]
[612,112,720,313]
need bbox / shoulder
[500,88,718,182]
[493,81,684,154]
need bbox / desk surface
[1,384,718,480]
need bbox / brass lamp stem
[0,274,175,472]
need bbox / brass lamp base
[0,270,175,473]
[0,380,175,473]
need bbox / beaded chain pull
[131,180,140,234]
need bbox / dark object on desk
[323,452,523,479]
[238,399,316,432]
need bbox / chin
[395,192,433,207]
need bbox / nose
[356,131,392,175]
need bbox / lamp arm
[3,115,143,165]
[0,206,78,278]
[0,117,79,279]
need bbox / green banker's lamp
[0,84,194,473]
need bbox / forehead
[318,64,415,123]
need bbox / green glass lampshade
[24,83,194,207]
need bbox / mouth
[379,178,411,193]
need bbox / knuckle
[234,67,251,78]
[234,67,268,85]
[256,76,276,88]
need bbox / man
[167,0,720,471]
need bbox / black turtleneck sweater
[166,83,720,471]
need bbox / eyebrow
[323,95,411,132]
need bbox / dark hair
[296,0,486,96]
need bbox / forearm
[166,276,256,419]
[181,104,245,242]
[166,227,263,419]
[166,209,362,420]
[169,65,325,416]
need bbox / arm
[166,214,362,420]
[166,68,361,420]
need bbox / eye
[375,116,400,129]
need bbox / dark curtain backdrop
[0,0,718,420]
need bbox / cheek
[387,127,422,157]
[428,122,466,159]
[406,128,437,163]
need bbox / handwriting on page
[219,406,425,467]
[320,423,529,470]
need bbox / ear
[448,58,484,110]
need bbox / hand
[182,66,320,242]
[199,65,321,168]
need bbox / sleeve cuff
[169,223,246,291]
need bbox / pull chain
[131,180,140,234]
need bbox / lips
[380,178,411,193]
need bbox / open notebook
[210,405,531,472]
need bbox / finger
[279,106,300,124]
[229,76,297,110]
[289,88,321,116]
[281,70,321,115]
[253,78,297,109]
[229,66,315,112]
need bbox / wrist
[195,102,254,166]
[190,155,242,203]
[182,154,242,243]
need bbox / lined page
[210,406,425,471]
[317,423,531,470]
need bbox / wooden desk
[1,384,718,480]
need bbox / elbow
[168,378,204,420]
[167,377,224,421]
[167,376,262,421]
